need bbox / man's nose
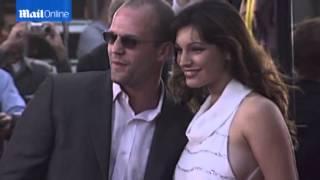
[110,37,125,55]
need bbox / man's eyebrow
[112,32,140,39]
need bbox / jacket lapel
[144,94,192,180]
[88,71,113,180]
[86,76,191,180]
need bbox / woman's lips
[183,69,200,78]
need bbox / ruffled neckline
[186,79,251,144]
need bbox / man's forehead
[110,5,156,33]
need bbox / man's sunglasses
[103,31,159,49]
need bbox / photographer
[0,23,25,67]
[0,22,70,101]
[0,68,25,158]
[27,22,71,73]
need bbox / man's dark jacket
[0,71,192,180]
[291,80,320,180]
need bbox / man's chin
[111,74,128,85]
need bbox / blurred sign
[16,0,72,22]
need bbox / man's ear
[157,42,174,63]
[225,52,231,61]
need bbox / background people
[292,17,320,180]
[76,2,110,59]
[76,0,126,73]
[0,68,25,158]
[0,22,70,101]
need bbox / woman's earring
[225,54,231,62]
[224,54,231,68]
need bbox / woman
[169,0,298,179]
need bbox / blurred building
[0,0,319,68]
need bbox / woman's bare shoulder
[237,93,282,120]
[233,92,287,135]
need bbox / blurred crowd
[0,0,319,179]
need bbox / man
[291,17,320,180]
[0,0,192,180]
[0,20,26,146]
[0,69,25,114]
[0,69,25,157]
[76,0,125,73]
[77,0,170,82]
[76,42,109,72]
[76,8,108,59]
[0,22,71,102]
[0,22,55,102]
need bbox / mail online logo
[16,0,72,22]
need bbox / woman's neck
[207,75,232,106]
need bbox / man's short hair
[120,0,175,43]
[108,0,127,25]
[294,17,320,79]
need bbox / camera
[27,22,52,35]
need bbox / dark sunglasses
[103,31,159,49]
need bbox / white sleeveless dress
[174,79,252,180]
